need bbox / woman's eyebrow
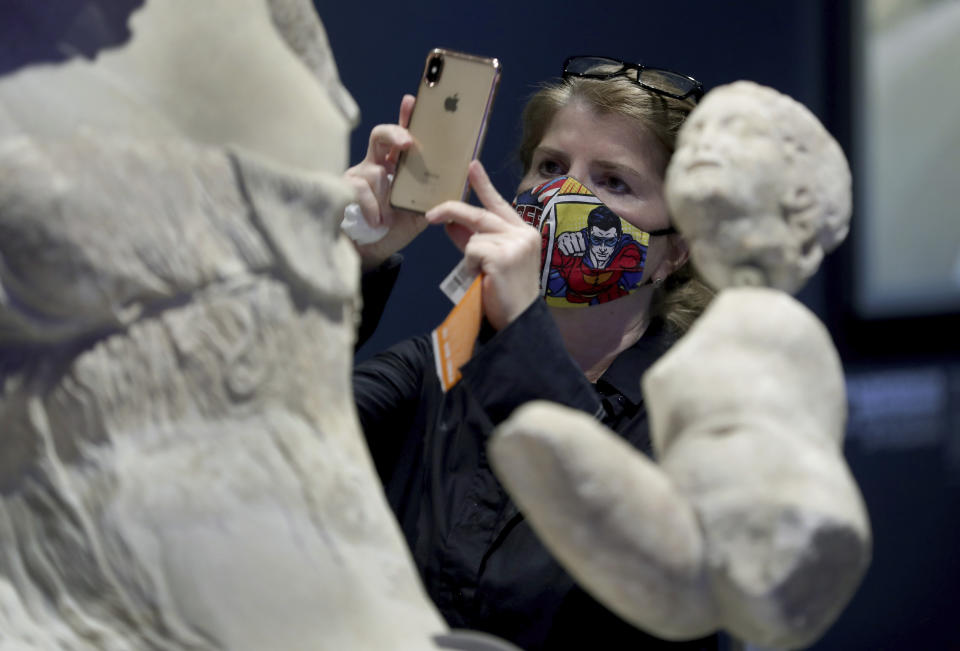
[594,159,644,179]
[534,146,568,160]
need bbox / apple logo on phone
[444,93,459,112]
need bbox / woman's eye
[602,176,630,194]
[537,159,565,176]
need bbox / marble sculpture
[0,2,869,646]
[0,2,517,649]
[489,81,871,649]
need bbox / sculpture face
[676,94,792,216]
[665,81,851,294]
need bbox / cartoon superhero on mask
[547,205,647,304]
[513,176,655,308]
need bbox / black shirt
[354,257,719,650]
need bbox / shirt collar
[596,318,674,405]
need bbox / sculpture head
[665,81,851,293]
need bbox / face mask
[512,176,671,308]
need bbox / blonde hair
[518,75,714,336]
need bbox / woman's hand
[343,94,428,271]
[426,161,542,331]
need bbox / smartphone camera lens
[425,54,443,86]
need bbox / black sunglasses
[562,55,704,103]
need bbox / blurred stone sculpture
[489,82,870,649]
[665,80,852,294]
[0,2,516,649]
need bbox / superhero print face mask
[512,176,672,308]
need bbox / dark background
[320,1,959,649]
[4,1,952,649]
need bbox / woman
[346,56,716,650]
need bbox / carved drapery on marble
[0,2,509,649]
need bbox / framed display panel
[853,0,960,320]
[823,0,960,362]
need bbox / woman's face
[518,101,680,284]
[518,101,673,234]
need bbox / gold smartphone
[390,48,501,214]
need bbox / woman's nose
[567,162,588,182]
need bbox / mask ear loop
[639,225,677,287]
[647,226,676,236]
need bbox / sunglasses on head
[562,55,704,103]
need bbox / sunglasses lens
[639,69,698,97]
[565,56,624,77]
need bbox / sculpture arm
[490,403,717,639]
